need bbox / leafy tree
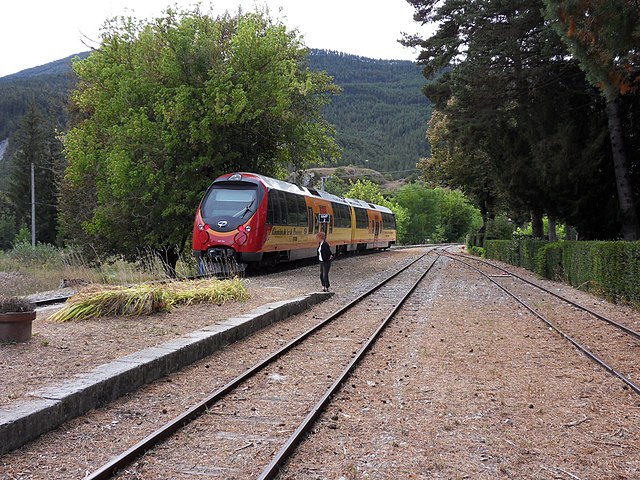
[392,183,442,244]
[405,0,630,240]
[322,176,348,197]
[392,183,481,244]
[61,7,339,274]
[419,107,506,235]
[438,189,483,242]
[543,0,640,239]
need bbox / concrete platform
[0,292,332,455]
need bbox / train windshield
[201,185,258,219]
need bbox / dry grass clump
[0,244,200,296]
[48,278,248,322]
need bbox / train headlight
[198,223,210,243]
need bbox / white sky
[0,0,423,78]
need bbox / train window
[266,194,274,224]
[334,203,351,228]
[267,190,283,225]
[276,191,288,224]
[202,185,258,219]
[297,195,308,227]
[382,212,396,229]
[307,206,313,232]
[285,193,299,226]
[354,207,368,229]
[331,202,343,228]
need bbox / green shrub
[486,214,515,240]
[589,242,640,304]
[467,245,485,257]
[6,241,64,268]
[484,239,516,263]
[534,242,564,280]
[485,238,640,307]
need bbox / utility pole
[31,162,35,246]
[320,176,329,192]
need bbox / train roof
[215,172,393,214]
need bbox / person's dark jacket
[319,241,333,262]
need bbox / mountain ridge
[0,49,430,176]
[0,51,90,83]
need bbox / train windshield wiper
[236,199,255,218]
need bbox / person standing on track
[317,231,334,292]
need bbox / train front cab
[192,173,268,272]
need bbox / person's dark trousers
[320,260,331,289]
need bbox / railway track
[85,253,439,479]
[443,251,640,396]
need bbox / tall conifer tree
[543,0,640,239]
[7,104,64,244]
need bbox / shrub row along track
[443,251,640,396]
[87,253,438,479]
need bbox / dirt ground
[1,247,639,479]
[0,250,416,406]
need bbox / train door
[318,213,331,237]
[374,216,380,244]
[307,206,314,235]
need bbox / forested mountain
[0,50,430,175]
[308,50,431,176]
[0,52,89,142]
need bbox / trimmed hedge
[485,238,640,307]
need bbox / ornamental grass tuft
[48,277,249,322]
[0,296,35,314]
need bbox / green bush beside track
[485,239,640,307]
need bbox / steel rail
[85,254,428,480]
[445,251,640,341]
[33,295,71,308]
[258,256,439,480]
[444,253,640,396]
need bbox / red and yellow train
[192,172,396,271]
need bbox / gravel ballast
[1,248,639,479]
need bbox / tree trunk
[548,216,558,242]
[531,210,544,239]
[477,201,489,246]
[605,95,640,240]
[156,247,180,279]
